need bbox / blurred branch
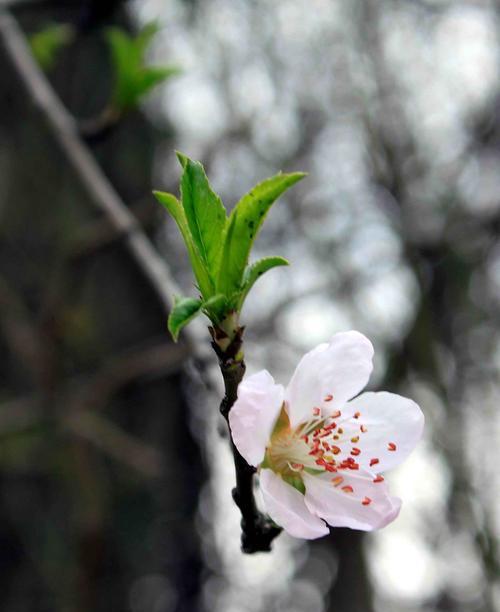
[0,274,56,389]
[63,411,162,478]
[0,339,189,476]
[0,8,179,319]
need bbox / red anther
[312,407,321,416]
[322,441,330,450]
[351,436,360,443]
[324,394,334,402]
[291,463,304,471]
[324,464,336,472]
[302,435,309,444]
[331,476,344,487]
[342,485,354,493]
[319,431,331,438]
[369,458,379,467]
[354,411,361,419]
[333,435,339,440]
[362,497,372,506]
[325,422,337,431]
[332,445,341,455]
[360,424,368,433]
[388,442,397,451]
[349,463,359,470]
[331,410,342,419]
[315,458,326,467]
[351,448,361,456]
[373,475,384,483]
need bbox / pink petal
[303,470,401,531]
[285,331,374,427]
[259,469,329,539]
[229,371,284,467]
[345,392,424,472]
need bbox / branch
[215,333,282,554]
[0,8,179,318]
[0,9,276,552]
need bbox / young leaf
[106,23,179,112]
[168,296,202,341]
[177,155,227,284]
[153,191,213,299]
[202,294,228,323]
[237,256,289,311]
[217,172,305,296]
[29,23,74,71]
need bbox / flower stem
[214,331,282,554]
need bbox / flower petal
[285,331,374,427]
[345,391,424,472]
[303,470,401,531]
[229,371,284,467]
[259,469,329,539]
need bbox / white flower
[229,331,424,539]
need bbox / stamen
[330,410,342,419]
[332,445,341,455]
[362,497,372,506]
[312,407,321,417]
[351,448,361,456]
[324,394,333,402]
[290,463,304,471]
[369,458,379,467]
[360,424,368,433]
[388,442,397,451]
[373,475,384,483]
[331,476,344,487]
[354,411,361,419]
[338,428,344,435]
[351,436,359,443]
[342,485,354,493]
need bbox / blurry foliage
[106,22,180,114]
[29,23,74,71]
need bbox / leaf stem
[216,338,282,554]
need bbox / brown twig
[213,327,282,553]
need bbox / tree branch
[215,333,282,554]
[0,8,278,553]
[0,8,179,318]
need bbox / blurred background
[1,0,500,610]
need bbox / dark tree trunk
[0,3,205,611]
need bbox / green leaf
[135,66,181,99]
[153,191,213,299]
[29,23,74,71]
[237,256,289,310]
[217,172,306,296]
[202,293,228,323]
[167,296,202,341]
[178,155,227,286]
[106,23,179,112]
